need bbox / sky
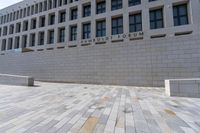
[0,0,23,10]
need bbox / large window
[1,39,6,51]
[111,0,122,11]
[150,8,164,29]
[3,26,8,36]
[112,16,123,35]
[173,4,189,26]
[58,28,65,43]
[49,13,55,25]
[31,18,37,29]
[82,23,91,39]
[96,20,106,37]
[39,16,46,27]
[48,30,54,44]
[83,4,91,17]
[129,0,141,6]
[16,23,21,33]
[70,8,78,20]
[14,36,20,49]
[30,33,35,47]
[22,35,27,48]
[23,21,28,31]
[59,11,66,23]
[70,25,77,41]
[38,32,45,45]
[8,38,13,50]
[9,24,14,34]
[129,13,142,32]
[96,1,106,14]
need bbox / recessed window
[53,0,57,8]
[14,36,20,49]
[59,10,66,23]
[129,13,142,32]
[49,13,55,25]
[1,39,7,51]
[96,1,106,14]
[96,20,106,37]
[16,23,21,33]
[9,24,14,34]
[70,8,78,20]
[173,4,189,26]
[82,23,91,39]
[111,0,122,11]
[129,0,141,6]
[0,28,2,37]
[48,30,54,44]
[23,21,29,31]
[70,25,77,41]
[150,8,164,29]
[31,18,37,29]
[58,0,62,6]
[112,16,123,35]
[30,33,35,47]
[83,4,91,17]
[58,28,65,43]
[39,16,46,27]
[38,32,45,45]
[3,26,8,36]
[22,35,27,48]
[8,38,13,50]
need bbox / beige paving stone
[78,117,99,133]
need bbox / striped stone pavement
[0,82,200,133]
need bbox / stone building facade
[0,0,200,86]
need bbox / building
[0,0,200,87]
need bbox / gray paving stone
[0,82,199,133]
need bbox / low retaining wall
[0,74,34,86]
[165,79,200,98]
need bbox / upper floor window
[112,16,123,35]
[48,30,54,44]
[58,28,65,43]
[22,35,27,48]
[83,4,91,17]
[1,39,6,51]
[38,32,45,45]
[9,24,14,34]
[14,36,20,49]
[150,8,164,29]
[96,20,106,37]
[59,11,66,23]
[96,1,106,14]
[8,38,13,50]
[23,21,29,31]
[70,8,78,20]
[129,0,141,6]
[3,26,8,36]
[129,13,142,32]
[31,18,37,29]
[70,25,77,41]
[173,4,189,26]
[111,0,122,11]
[16,23,21,33]
[39,16,46,27]
[49,13,55,25]
[82,23,91,39]
[30,33,35,47]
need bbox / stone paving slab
[0,82,199,133]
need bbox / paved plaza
[0,82,200,133]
